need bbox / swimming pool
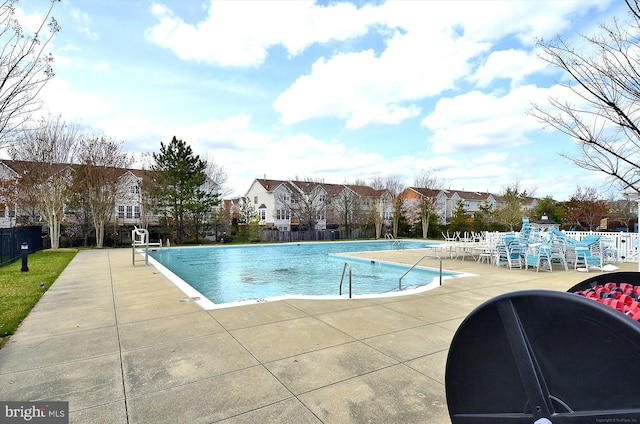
[148,240,455,308]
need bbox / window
[259,209,266,222]
[126,206,133,219]
[0,206,5,217]
[118,205,125,218]
[384,211,392,220]
[276,209,290,220]
[130,185,140,195]
[254,196,258,204]
[134,206,141,218]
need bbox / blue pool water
[149,240,453,305]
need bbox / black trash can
[445,289,640,423]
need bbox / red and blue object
[575,282,640,321]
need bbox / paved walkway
[0,247,636,423]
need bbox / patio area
[0,247,636,423]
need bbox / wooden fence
[259,228,376,243]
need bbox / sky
[12,0,630,200]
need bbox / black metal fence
[0,226,43,267]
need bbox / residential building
[243,178,393,233]
[444,190,499,221]
[398,187,448,224]
[0,160,221,241]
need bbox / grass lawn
[0,249,78,348]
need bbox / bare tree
[75,136,132,248]
[330,185,362,238]
[369,174,390,238]
[276,179,325,236]
[204,153,229,196]
[0,172,17,225]
[345,180,388,239]
[529,0,640,195]
[0,0,60,144]
[9,115,77,248]
[410,170,444,239]
[383,174,406,238]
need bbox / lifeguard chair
[131,226,162,266]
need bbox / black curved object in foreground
[445,290,640,423]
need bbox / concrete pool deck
[0,247,637,423]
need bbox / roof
[0,159,148,181]
[407,187,442,198]
[290,180,320,194]
[254,178,296,193]
[1,159,75,178]
[345,184,381,197]
[447,190,493,201]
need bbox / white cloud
[421,85,551,153]
[145,0,377,67]
[272,0,603,129]
[97,115,163,150]
[143,0,610,131]
[94,61,110,74]
[70,8,99,40]
[470,49,549,88]
[38,79,111,119]
[274,26,483,128]
[12,7,49,36]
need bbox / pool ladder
[339,262,353,298]
[385,233,404,250]
[398,255,443,290]
[340,255,443,299]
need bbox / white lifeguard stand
[131,226,162,266]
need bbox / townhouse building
[0,160,20,228]
[398,187,448,224]
[444,190,499,221]
[398,187,539,224]
[114,169,146,226]
[244,178,393,233]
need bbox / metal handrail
[399,255,442,290]
[339,262,352,298]
[385,233,405,250]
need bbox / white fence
[484,230,638,263]
[564,231,638,263]
[440,230,638,264]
